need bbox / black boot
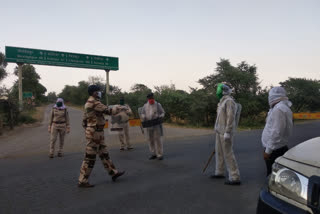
[112,171,125,182]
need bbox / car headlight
[268,163,309,205]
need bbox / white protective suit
[214,86,241,182]
[141,101,165,158]
[261,87,293,154]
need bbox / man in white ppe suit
[262,86,293,176]
[141,93,165,160]
[212,83,241,185]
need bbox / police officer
[116,97,133,150]
[48,98,70,158]
[78,85,125,188]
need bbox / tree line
[1,52,320,129]
[57,59,320,127]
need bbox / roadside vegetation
[0,52,48,133]
[1,50,319,131]
[57,59,320,128]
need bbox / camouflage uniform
[214,95,240,181]
[78,96,119,184]
[48,107,70,156]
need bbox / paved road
[0,106,213,159]
[0,106,319,214]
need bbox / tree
[154,84,191,123]
[11,64,47,103]
[280,78,320,112]
[130,84,151,93]
[124,84,152,118]
[198,59,260,98]
[0,52,8,82]
[197,59,268,126]
[88,76,104,85]
[59,82,89,106]
[47,92,57,103]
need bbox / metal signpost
[5,46,119,109]
[105,70,110,105]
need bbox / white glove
[224,133,231,141]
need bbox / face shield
[97,91,102,99]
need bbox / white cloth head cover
[54,98,66,110]
[268,87,288,107]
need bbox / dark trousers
[265,146,288,176]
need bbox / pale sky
[1,0,319,94]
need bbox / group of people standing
[48,85,165,187]
[211,84,293,185]
[48,83,293,188]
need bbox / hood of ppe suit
[216,84,232,100]
[222,84,232,96]
[54,98,66,109]
[268,87,288,107]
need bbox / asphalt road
[0,106,319,214]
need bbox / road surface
[0,106,319,214]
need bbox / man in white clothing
[261,86,293,176]
[140,93,165,160]
[212,83,241,185]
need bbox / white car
[257,137,320,214]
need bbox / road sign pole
[105,69,110,105]
[17,63,24,111]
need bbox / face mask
[56,102,63,107]
[148,99,155,105]
[97,91,102,98]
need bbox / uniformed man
[140,93,165,160]
[48,98,70,158]
[114,97,133,151]
[78,85,125,188]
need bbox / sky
[1,0,319,94]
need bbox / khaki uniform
[49,108,70,156]
[115,105,132,149]
[78,96,118,184]
[214,95,240,181]
[141,102,165,158]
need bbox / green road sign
[5,46,119,70]
[23,92,33,98]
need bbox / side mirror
[308,175,320,214]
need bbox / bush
[18,113,37,124]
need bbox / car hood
[283,137,320,168]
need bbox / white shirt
[141,101,165,121]
[261,100,293,154]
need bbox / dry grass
[30,105,47,122]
